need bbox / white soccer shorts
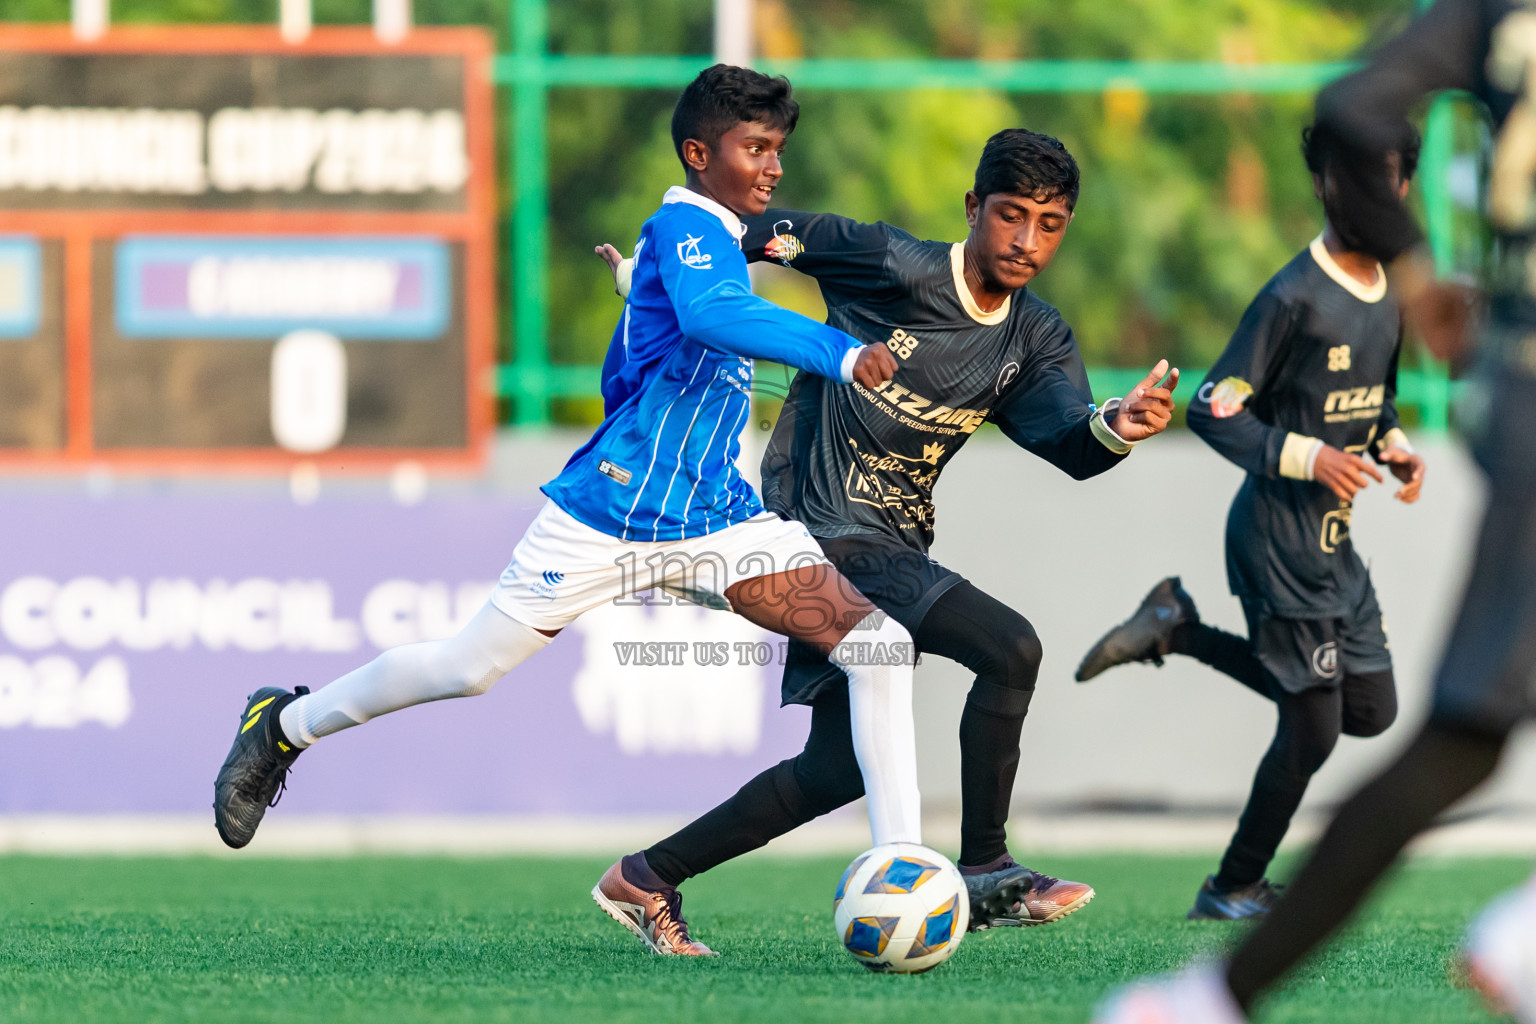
[491,500,831,631]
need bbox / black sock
[642,758,818,888]
[1170,622,1270,698]
[958,852,1016,876]
[621,851,670,892]
[1225,721,1507,1012]
[958,681,1032,867]
[1213,761,1311,890]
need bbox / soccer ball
[833,842,969,973]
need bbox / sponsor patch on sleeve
[597,459,632,485]
[765,222,805,266]
[1204,376,1254,419]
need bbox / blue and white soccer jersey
[495,186,865,631]
[492,499,829,631]
[541,186,860,543]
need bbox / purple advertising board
[0,492,811,815]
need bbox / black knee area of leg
[1289,729,1339,778]
[1005,624,1042,683]
[768,758,822,825]
[1271,688,1344,776]
[1342,670,1397,737]
[966,678,1034,719]
[789,748,864,816]
[1271,720,1340,779]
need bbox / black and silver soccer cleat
[963,862,1037,931]
[1186,875,1282,920]
[1075,576,1200,682]
[213,686,307,849]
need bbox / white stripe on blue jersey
[541,187,863,542]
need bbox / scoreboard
[0,26,495,469]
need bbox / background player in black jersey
[1096,2,1536,1022]
[1075,120,1427,925]
[595,128,1179,948]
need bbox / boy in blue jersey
[212,66,923,956]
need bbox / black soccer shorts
[1242,579,1392,695]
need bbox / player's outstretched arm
[1317,0,1485,360]
[594,235,895,387]
[601,209,895,300]
[740,210,894,291]
[1315,0,1480,267]
[656,214,885,384]
[992,323,1163,478]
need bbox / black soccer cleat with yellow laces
[213,686,308,849]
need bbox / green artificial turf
[0,852,1525,1023]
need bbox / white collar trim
[950,242,1011,324]
[1309,235,1387,303]
[663,185,746,239]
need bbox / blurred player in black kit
[1077,121,1427,924]
[1097,2,1536,1022]
[594,128,1181,950]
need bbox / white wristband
[1381,427,1414,455]
[839,346,863,384]
[1089,397,1135,455]
[1279,432,1324,480]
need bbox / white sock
[831,612,922,846]
[279,600,552,747]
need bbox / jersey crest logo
[1311,641,1340,680]
[1201,376,1253,419]
[677,234,713,269]
[766,220,804,265]
[1327,345,1352,371]
[995,361,1020,395]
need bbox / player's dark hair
[1302,119,1421,181]
[973,128,1080,210]
[671,64,798,165]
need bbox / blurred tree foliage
[12,0,1419,423]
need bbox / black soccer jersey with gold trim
[743,210,1130,552]
[1188,238,1405,619]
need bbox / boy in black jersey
[1100,1,1536,1020]
[595,128,1180,946]
[1077,121,1427,924]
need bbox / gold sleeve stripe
[1382,427,1413,453]
[1280,432,1323,480]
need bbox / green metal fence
[495,0,1456,429]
